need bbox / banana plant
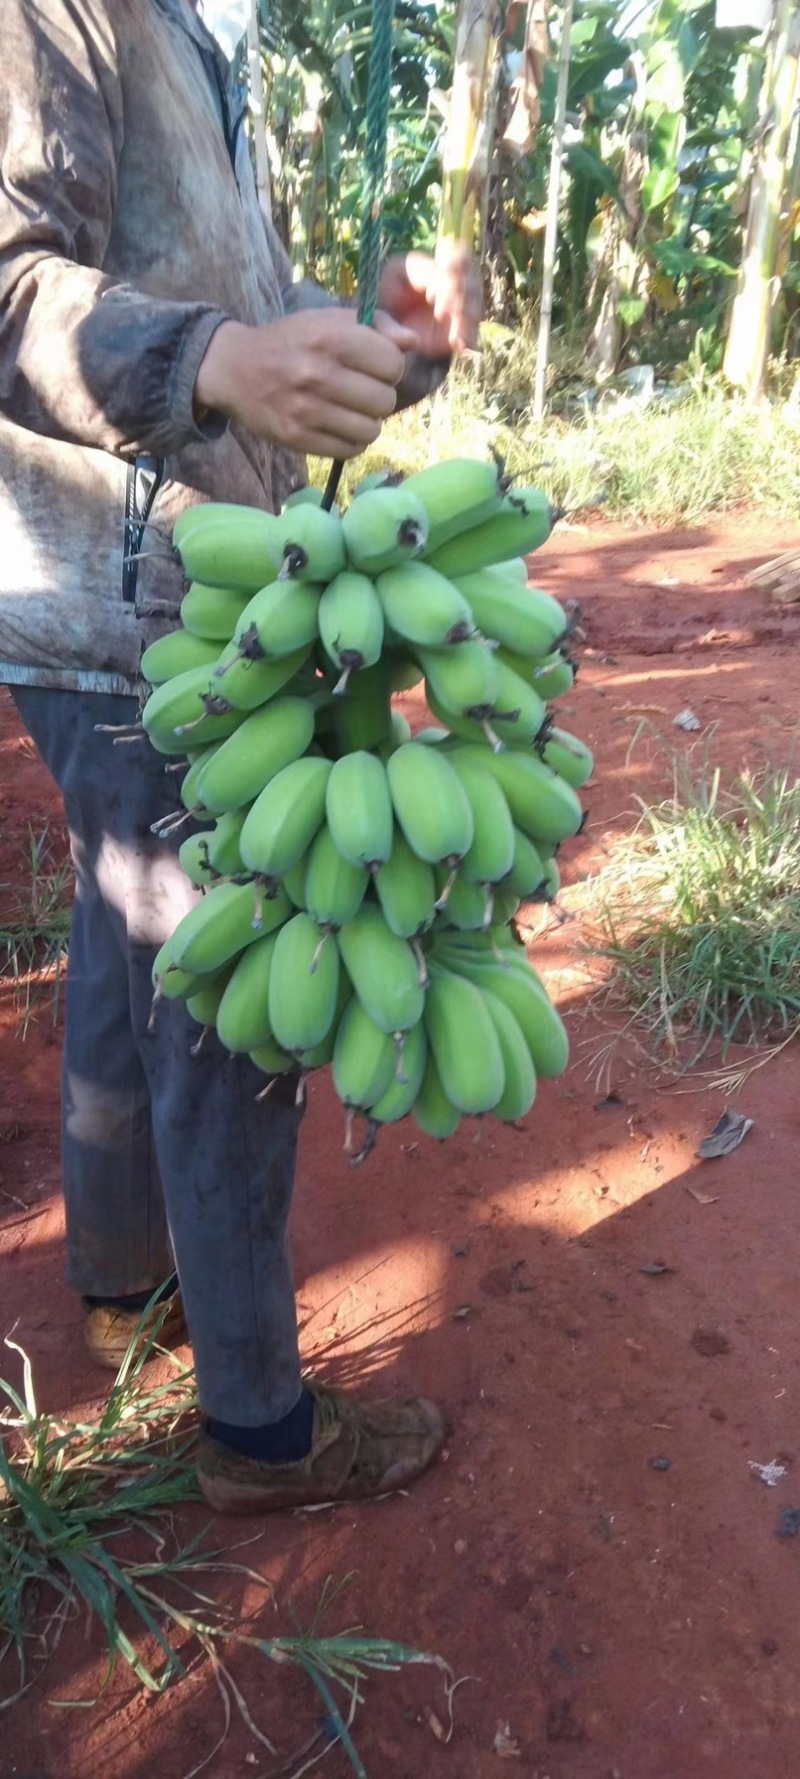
[724,0,800,397]
[254,0,452,287]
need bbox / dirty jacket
[0,0,324,692]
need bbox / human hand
[377,242,482,356]
[195,307,418,459]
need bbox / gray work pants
[12,687,303,1426]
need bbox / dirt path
[1,517,799,1779]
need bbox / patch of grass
[587,757,800,1068]
[0,1313,451,1776]
[311,329,800,527]
[0,826,72,1029]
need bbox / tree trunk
[247,0,272,217]
[533,0,574,420]
[724,0,800,399]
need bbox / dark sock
[207,1388,315,1464]
[84,1274,179,1313]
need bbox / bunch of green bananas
[140,459,594,1161]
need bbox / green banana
[172,504,210,549]
[418,640,498,722]
[481,988,537,1122]
[538,727,594,789]
[389,708,412,747]
[305,823,368,928]
[240,756,332,880]
[342,486,428,575]
[180,582,251,641]
[250,1039,295,1076]
[530,651,577,700]
[403,457,503,551]
[353,469,405,497]
[453,746,583,843]
[332,996,398,1109]
[424,967,504,1114]
[375,828,436,937]
[433,944,569,1078]
[210,642,313,712]
[493,887,521,924]
[369,1020,428,1124]
[494,557,529,586]
[268,912,341,1052]
[425,487,556,579]
[270,504,346,582]
[178,830,217,887]
[452,572,568,658]
[433,867,492,931]
[376,562,475,649]
[175,507,281,591]
[425,688,501,751]
[283,485,325,509]
[216,930,281,1052]
[173,500,272,545]
[167,879,290,974]
[226,580,323,664]
[151,943,201,1000]
[494,646,575,702]
[192,697,316,815]
[186,967,233,1028]
[142,665,241,754]
[506,828,547,899]
[387,742,474,867]
[413,1050,462,1140]
[180,741,223,811]
[295,1029,338,1071]
[283,856,309,909]
[448,754,516,886]
[490,657,548,746]
[330,657,393,753]
[325,751,393,872]
[540,856,560,900]
[388,653,424,694]
[337,906,425,1035]
[206,807,250,877]
[140,629,222,685]
[297,968,351,1070]
[318,572,385,688]
[414,725,449,745]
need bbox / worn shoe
[196,1381,446,1514]
[83,1293,188,1371]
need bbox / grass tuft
[0,1310,449,1773]
[586,756,800,1067]
[311,336,800,527]
[0,826,72,1029]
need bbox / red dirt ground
[1,515,799,1779]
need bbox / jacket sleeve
[0,0,229,457]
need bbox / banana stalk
[438,0,503,249]
[532,0,574,421]
[724,0,800,400]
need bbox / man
[0,0,480,1513]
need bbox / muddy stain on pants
[12,686,304,1426]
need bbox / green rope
[323,0,396,506]
[356,0,397,326]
